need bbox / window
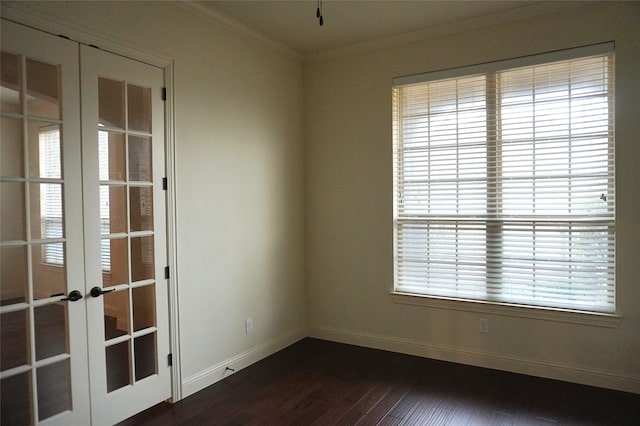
[392,44,615,313]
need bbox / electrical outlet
[479,318,489,333]
[245,318,253,334]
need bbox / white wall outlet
[479,318,489,333]
[245,318,253,334]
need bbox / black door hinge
[162,177,168,190]
[161,87,167,101]
[164,266,170,279]
[168,353,173,366]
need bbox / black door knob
[61,290,83,302]
[90,286,115,298]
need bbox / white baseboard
[309,325,640,394]
[181,326,307,399]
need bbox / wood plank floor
[120,338,640,425]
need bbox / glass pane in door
[0,246,28,305]
[99,131,126,181]
[128,136,152,181]
[37,359,72,420]
[1,371,32,426]
[0,309,29,371]
[132,284,155,331]
[127,84,151,133]
[100,185,127,234]
[0,46,78,424]
[98,78,124,129]
[134,332,156,381]
[27,121,61,179]
[26,58,60,120]
[98,79,160,394]
[1,51,22,114]
[103,289,130,340]
[34,303,69,360]
[0,117,24,177]
[102,237,129,287]
[106,341,131,392]
[0,181,26,241]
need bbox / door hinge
[162,177,168,190]
[168,353,173,366]
[164,266,170,279]
[161,87,167,101]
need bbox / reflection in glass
[128,135,152,182]
[103,289,130,340]
[1,309,29,371]
[134,333,156,381]
[0,246,28,305]
[0,182,26,241]
[100,185,127,234]
[30,183,63,240]
[131,236,154,282]
[1,117,24,177]
[98,78,124,129]
[28,122,61,179]
[106,341,131,392]
[130,186,153,232]
[37,359,71,421]
[26,58,60,120]
[1,371,32,426]
[101,237,128,287]
[1,51,21,115]
[98,131,125,181]
[32,243,66,300]
[132,285,156,331]
[127,84,151,133]
[35,304,68,360]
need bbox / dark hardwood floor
[120,338,640,426]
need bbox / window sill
[390,292,621,328]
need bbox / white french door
[1,19,171,425]
[81,44,171,426]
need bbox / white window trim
[391,291,621,328]
[392,43,617,321]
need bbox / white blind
[393,47,615,313]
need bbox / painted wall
[6,0,638,398]
[6,0,306,397]
[305,2,640,393]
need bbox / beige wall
[304,2,640,392]
[6,0,306,396]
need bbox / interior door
[80,45,171,426]
[1,19,90,426]
[1,20,171,426]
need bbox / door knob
[61,290,83,302]
[90,286,115,298]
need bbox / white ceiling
[189,0,550,57]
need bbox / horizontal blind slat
[393,48,615,313]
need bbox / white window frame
[392,43,619,326]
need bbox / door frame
[1,3,183,402]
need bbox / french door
[1,20,171,425]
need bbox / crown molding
[305,2,581,63]
[177,0,303,63]
[0,1,173,67]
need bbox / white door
[0,20,171,426]
[80,44,171,426]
